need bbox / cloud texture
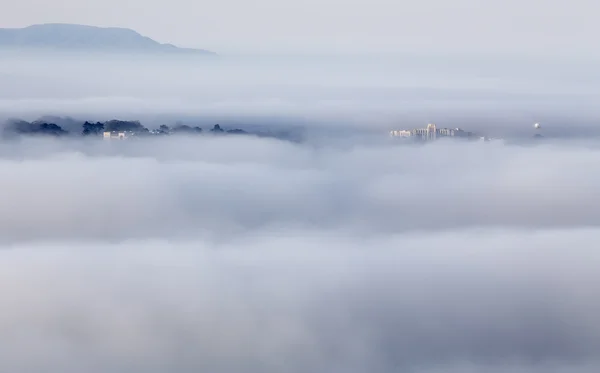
[3,53,600,130]
[0,134,599,372]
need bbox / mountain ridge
[0,23,216,55]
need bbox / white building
[389,130,413,137]
[390,124,471,141]
[103,131,129,140]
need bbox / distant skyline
[2,0,600,56]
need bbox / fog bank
[2,52,600,137]
[2,228,600,373]
[1,51,599,372]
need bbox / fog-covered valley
[1,48,600,373]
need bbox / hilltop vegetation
[0,117,301,140]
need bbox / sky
[0,136,600,372]
[2,0,600,55]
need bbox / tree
[210,124,224,133]
[158,124,171,134]
[82,121,104,136]
[104,120,148,133]
[172,124,204,135]
[38,123,68,136]
[35,116,82,133]
[4,119,68,137]
[173,124,191,132]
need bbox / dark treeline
[6,119,69,137]
[2,117,252,138]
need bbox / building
[389,130,412,137]
[389,123,472,141]
[103,131,129,140]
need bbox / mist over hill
[0,23,216,55]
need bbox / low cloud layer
[0,134,599,372]
[0,136,599,242]
[2,231,600,373]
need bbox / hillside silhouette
[0,23,216,55]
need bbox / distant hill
[0,23,216,55]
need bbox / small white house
[103,131,129,140]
